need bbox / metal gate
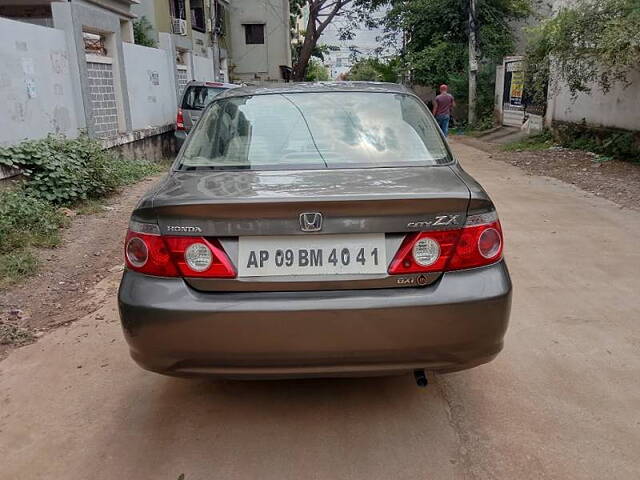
[502,59,525,127]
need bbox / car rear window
[179,92,451,170]
[181,86,227,110]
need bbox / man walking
[432,84,455,136]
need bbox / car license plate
[238,234,386,277]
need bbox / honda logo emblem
[299,212,323,232]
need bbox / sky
[318,9,395,58]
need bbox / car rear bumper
[118,261,512,378]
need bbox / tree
[292,1,356,81]
[347,58,398,82]
[133,16,156,48]
[525,0,640,102]
[292,42,339,68]
[468,0,479,124]
[375,0,529,124]
[305,58,330,81]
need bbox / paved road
[1,140,639,480]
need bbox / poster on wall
[510,70,524,106]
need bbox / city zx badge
[407,215,460,229]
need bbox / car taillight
[124,221,236,278]
[176,109,185,130]
[163,236,236,278]
[388,211,504,275]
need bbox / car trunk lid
[151,166,470,236]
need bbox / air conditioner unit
[171,18,187,36]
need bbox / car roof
[185,81,237,89]
[215,81,413,100]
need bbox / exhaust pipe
[413,369,428,388]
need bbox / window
[190,0,205,32]
[181,85,228,110]
[244,24,265,44]
[179,92,451,170]
[170,0,186,20]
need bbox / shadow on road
[89,374,461,478]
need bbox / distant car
[175,81,236,149]
[119,82,512,381]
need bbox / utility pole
[401,28,408,85]
[468,0,478,125]
[211,0,220,81]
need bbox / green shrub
[0,135,161,205]
[0,189,67,254]
[463,115,496,135]
[502,126,640,161]
[554,123,640,162]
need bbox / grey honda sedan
[118,82,511,382]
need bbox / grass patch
[0,249,39,288]
[502,131,555,152]
[0,321,35,345]
[109,154,164,186]
[0,189,68,253]
[76,199,106,216]
[0,136,165,289]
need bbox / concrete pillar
[51,2,87,132]
[212,43,221,80]
[545,73,556,129]
[120,19,134,43]
[184,51,195,81]
[158,32,178,105]
[495,63,505,125]
[104,32,128,134]
[52,2,132,138]
[219,48,229,82]
[206,47,216,80]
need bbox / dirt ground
[1,140,639,479]
[0,175,162,358]
[457,135,640,211]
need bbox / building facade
[0,0,137,40]
[132,0,212,56]
[324,48,353,80]
[495,0,640,133]
[132,0,292,85]
[226,0,291,83]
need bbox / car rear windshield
[181,86,227,110]
[178,92,451,170]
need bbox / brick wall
[87,60,119,138]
